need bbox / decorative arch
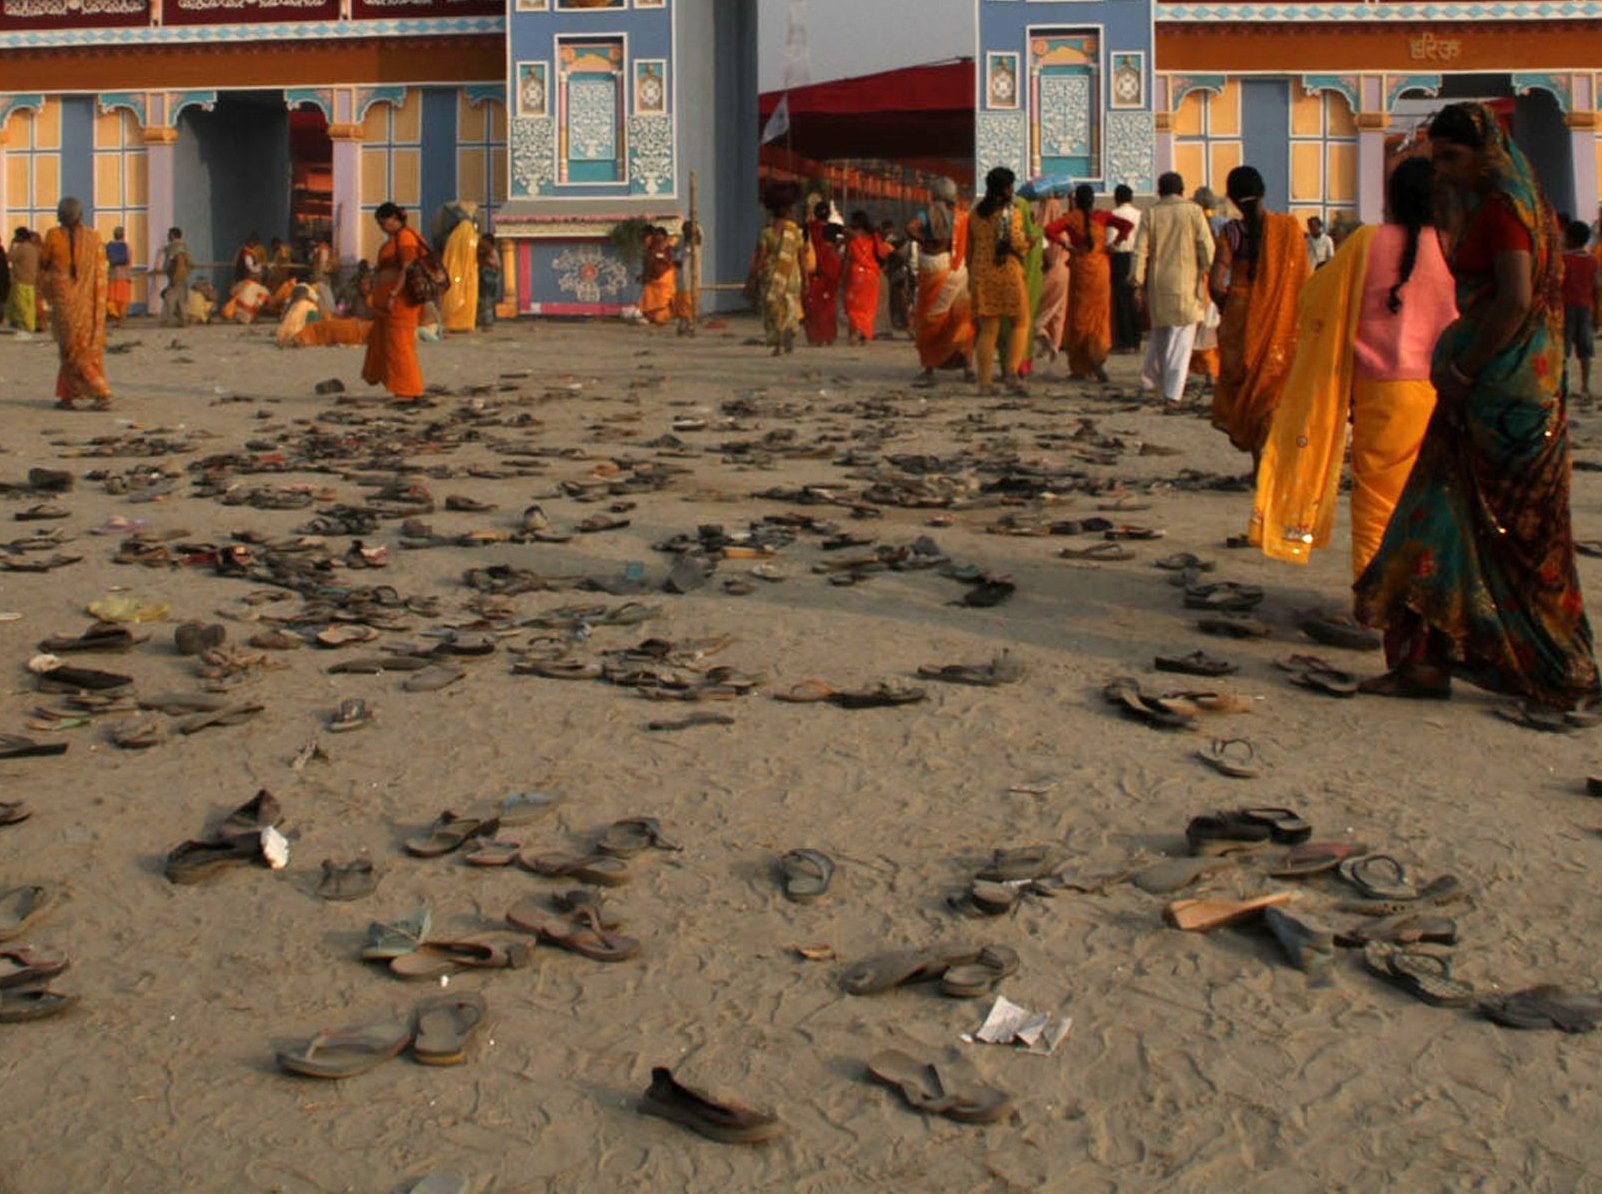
[464,84,506,109]
[285,87,335,122]
[1167,74,1227,109]
[97,92,147,128]
[1384,74,1440,112]
[0,94,46,133]
[354,86,407,124]
[1301,75,1360,116]
[1512,73,1571,113]
[169,90,218,124]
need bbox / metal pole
[686,169,700,336]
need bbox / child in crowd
[1563,220,1600,398]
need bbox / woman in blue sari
[1355,103,1599,709]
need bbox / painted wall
[685,0,759,302]
[1514,90,1575,216]
[173,92,291,287]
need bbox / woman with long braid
[1048,183,1133,382]
[1252,157,1457,578]
[1209,166,1309,462]
[38,197,112,410]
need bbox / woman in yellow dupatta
[1210,166,1310,462]
[439,204,479,333]
[1253,158,1457,577]
[750,181,803,356]
[38,198,112,410]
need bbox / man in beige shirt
[1131,171,1215,402]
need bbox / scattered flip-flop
[277,1016,416,1078]
[1263,906,1336,975]
[1155,650,1236,678]
[844,944,985,995]
[595,817,680,857]
[518,851,632,886]
[1103,677,1193,730]
[938,944,1019,999]
[1277,654,1359,698]
[0,986,78,1022]
[1268,841,1370,879]
[779,849,834,903]
[0,734,68,760]
[866,1049,1013,1124]
[360,909,432,961]
[916,651,1024,687]
[404,811,497,858]
[1195,738,1261,779]
[327,698,374,733]
[317,859,378,901]
[390,938,532,979]
[1362,942,1474,1006]
[1480,985,1602,1033]
[638,1065,783,1145]
[773,681,927,709]
[0,884,59,942]
[506,900,639,962]
[413,993,488,1065]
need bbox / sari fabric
[1354,104,1599,707]
[759,219,804,347]
[914,210,974,369]
[40,225,111,405]
[105,238,132,319]
[362,226,426,400]
[969,204,1029,321]
[1062,209,1114,377]
[804,222,843,345]
[640,231,677,325]
[843,233,889,340]
[440,219,479,332]
[1212,212,1310,453]
[297,317,371,347]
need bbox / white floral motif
[975,112,1026,185]
[627,114,673,196]
[1039,74,1091,158]
[3,0,142,12]
[553,245,629,304]
[567,77,616,161]
[510,116,555,196]
[1105,111,1156,192]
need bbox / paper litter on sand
[972,995,1073,1056]
[261,826,290,870]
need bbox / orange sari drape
[640,233,677,324]
[1212,212,1309,454]
[843,233,888,340]
[40,225,111,405]
[1063,210,1113,376]
[298,317,372,347]
[914,211,975,369]
[362,226,425,400]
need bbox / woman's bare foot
[1358,664,1452,700]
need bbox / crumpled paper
[972,995,1073,1056]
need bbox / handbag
[403,235,451,306]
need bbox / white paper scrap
[261,826,290,870]
[974,995,1073,1056]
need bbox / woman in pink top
[1252,157,1458,578]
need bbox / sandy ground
[2,313,1602,1194]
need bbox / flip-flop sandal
[1059,542,1135,561]
[517,660,604,680]
[648,712,738,731]
[317,859,378,901]
[939,944,1020,998]
[772,680,838,704]
[1184,582,1265,612]
[1185,812,1273,856]
[977,844,1062,881]
[1238,807,1312,844]
[948,878,1019,917]
[505,901,640,962]
[327,698,374,733]
[390,939,532,979]
[216,790,281,837]
[110,717,167,750]
[865,1049,1014,1124]
[1338,854,1417,901]
[412,993,489,1065]
[843,945,984,995]
[0,801,32,827]
[595,817,681,857]
[36,664,135,694]
[1493,702,1572,732]
[404,811,497,858]
[1165,689,1255,715]
[518,851,632,886]
[1104,525,1164,541]
[327,655,430,674]
[1263,906,1336,974]
[1164,891,1294,931]
[0,948,69,989]
[1334,913,1458,949]
[164,836,264,884]
[1155,553,1215,573]
[829,684,927,709]
[360,908,432,960]
[0,987,78,1022]
[915,652,1024,687]
[276,1016,415,1078]
[402,665,466,693]
[1103,677,1193,730]
[1196,738,1261,779]
[1198,615,1273,639]
[1131,856,1237,895]
[38,624,143,654]
[1565,697,1602,728]
[1286,662,1359,698]
[1363,942,1475,1006]
[497,791,560,826]
[957,580,1016,608]
[0,734,68,760]
[638,1065,785,1144]
[1155,650,1237,677]
[463,838,523,867]
[780,849,835,902]
[176,703,266,735]
[1337,873,1465,917]
[1268,841,1370,878]
[1297,612,1381,652]
[1479,985,1602,1033]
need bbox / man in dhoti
[1131,172,1214,403]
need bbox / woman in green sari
[751,181,803,356]
[1355,103,1599,710]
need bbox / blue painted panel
[420,86,458,231]
[526,237,635,311]
[1241,79,1291,211]
[59,95,95,218]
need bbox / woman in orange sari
[39,198,112,410]
[909,177,975,384]
[639,226,678,325]
[842,210,891,344]
[1046,184,1133,382]
[1209,166,1310,463]
[361,203,426,404]
[803,203,843,346]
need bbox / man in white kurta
[1131,172,1215,402]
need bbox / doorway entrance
[289,109,333,251]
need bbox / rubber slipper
[317,859,378,902]
[977,844,1062,881]
[1198,615,1273,639]
[1480,985,1602,1033]
[1132,856,1237,895]
[0,734,68,760]
[828,684,927,709]
[1104,524,1163,541]
[916,651,1024,687]
[390,939,532,979]
[1269,841,1370,878]
[1155,650,1237,678]
[1104,677,1193,730]
[175,622,227,656]
[1363,942,1474,1006]
[404,811,497,858]
[463,838,523,867]
[518,660,603,680]
[1197,738,1261,779]
[38,623,143,654]
[518,851,632,886]
[506,901,639,962]
[111,717,167,750]
[1263,906,1335,974]
[0,947,69,989]
[956,579,1016,608]
[1184,582,1264,612]
[327,654,430,674]
[1238,807,1312,844]
[276,1016,415,1078]
[595,817,681,857]
[1155,553,1215,573]
[772,680,838,703]
[497,791,559,826]
[0,987,78,1022]
[412,993,488,1065]
[0,800,32,827]
[1164,891,1294,931]
[950,878,1019,917]
[638,1065,784,1145]
[1337,873,1465,917]
[866,1049,1014,1124]
[1185,812,1273,856]
[1297,611,1381,652]
[843,945,983,995]
[218,790,282,837]
[402,665,465,693]
[1334,913,1458,949]
[34,664,134,693]
[1338,854,1416,901]
[176,702,265,735]
[780,849,835,902]
[164,836,263,884]
[1285,660,1359,698]
[939,944,1020,998]
[360,908,431,960]
[1059,542,1134,561]
[327,698,374,733]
